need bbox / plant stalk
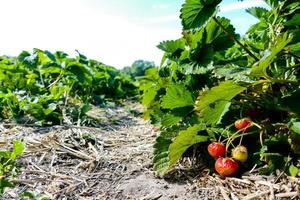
[212,16,259,62]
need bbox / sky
[0,0,268,68]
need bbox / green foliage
[0,141,25,194]
[122,60,155,78]
[169,124,208,168]
[141,0,300,177]
[195,81,246,124]
[20,191,50,200]
[161,84,194,109]
[180,0,221,30]
[0,49,138,125]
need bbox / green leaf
[161,84,194,109]
[179,62,213,75]
[39,66,62,74]
[67,62,93,84]
[286,42,300,54]
[195,80,246,124]
[279,90,300,116]
[169,124,208,168]
[246,7,269,19]
[161,113,183,127]
[0,179,14,194]
[157,39,185,54]
[142,86,159,106]
[19,192,35,198]
[289,119,300,154]
[288,164,299,177]
[214,64,252,82]
[11,140,25,160]
[207,17,236,51]
[153,136,172,177]
[80,104,92,115]
[290,120,300,134]
[251,33,293,77]
[263,0,279,8]
[180,0,221,30]
[284,14,300,26]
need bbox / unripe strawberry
[215,157,239,177]
[232,145,248,163]
[207,142,226,158]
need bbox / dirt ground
[0,103,299,200]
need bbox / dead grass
[0,102,299,200]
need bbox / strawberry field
[1,0,300,199]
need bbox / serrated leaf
[251,33,293,77]
[153,136,172,177]
[180,0,221,30]
[285,14,300,26]
[169,124,208,168]
[161,113,183,127]
[214,64,252,82]
[157,39,185,54]
[195,81,246,124]
[179,62,213,75]
[142,86,159,106]
[161,84,194,109]
[246,7,269,19]
[206,17,236,51]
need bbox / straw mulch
[0,103,299,200]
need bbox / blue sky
[0,0,268,68]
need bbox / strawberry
[235,118,252,130]
[207,142,226,158]
[245,108,261,119]
[232,145,248,163]
[215,157,239,177]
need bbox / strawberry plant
[0,49,138,125]
[0,141,25,194]
[141,0,300,177]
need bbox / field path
[1,103,299,199]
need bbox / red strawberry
[215,157,239,177]
[208,142,226,158]
[235,118,252,130]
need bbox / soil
[0,102,299,200]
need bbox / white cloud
[220,0,267,13]
[0,0,181,68]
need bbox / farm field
[0,0,300,199]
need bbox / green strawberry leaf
[161,84,194,109]
[180,0,221,30]
[195,80,246,124]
